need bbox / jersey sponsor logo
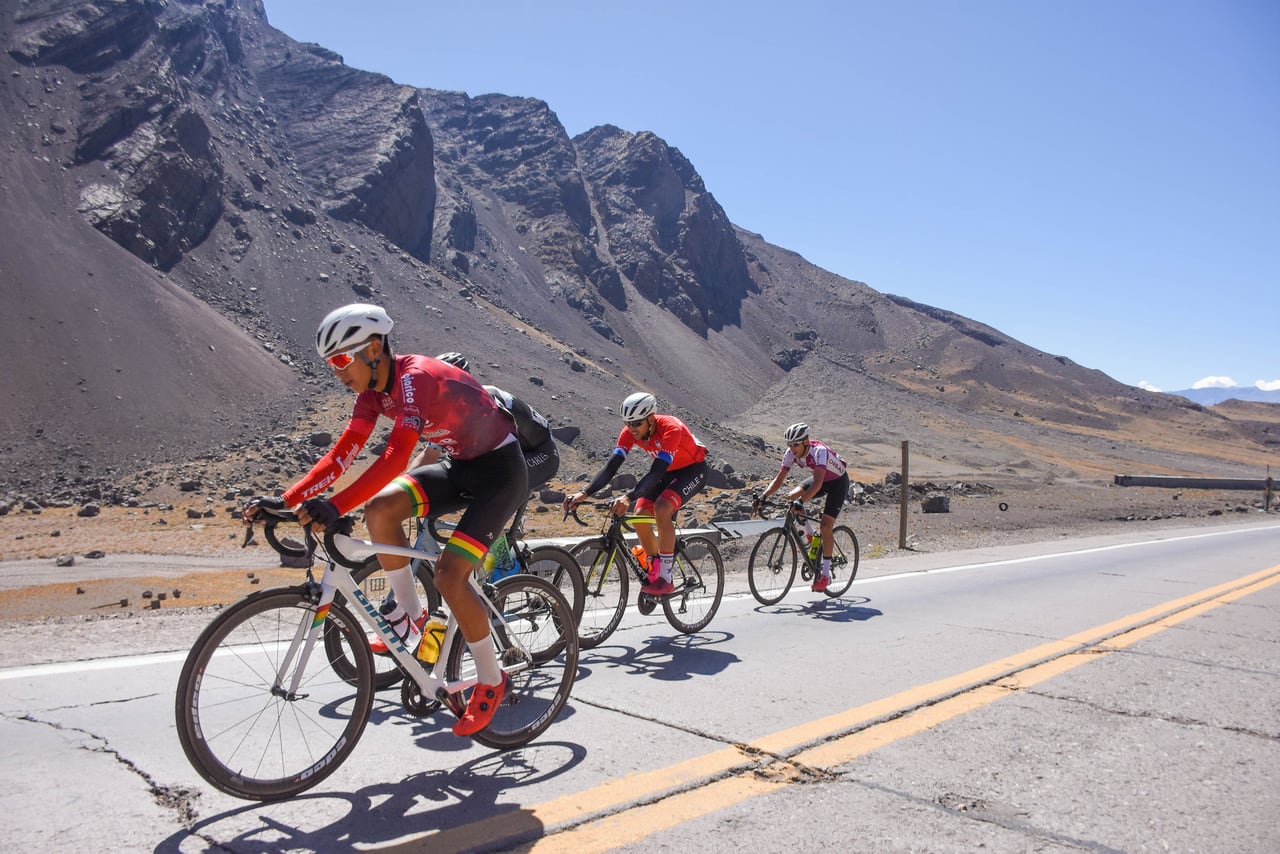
[402,416,422,433]
[301,471,337,498]
[400,373,416,405]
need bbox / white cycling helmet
[315,304,394,359]
[436,352,470,373]
[783,422,810,444]
[619,392,657,422]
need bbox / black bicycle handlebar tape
[262,517,309,558]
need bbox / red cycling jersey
[282,354,514,514]
[614,414,708,470]
[780,439,847,482]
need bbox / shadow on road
[758,595,882,623]
[157,740,585,853]
[574,630,739,681]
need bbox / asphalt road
[1,521,1277,852]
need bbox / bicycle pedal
[438,687,466,717]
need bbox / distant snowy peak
[1168,386,1280,406]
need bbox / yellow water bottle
[807,534,821,561]
[416,616,447,665]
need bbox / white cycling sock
[821,557,832,577]
[386,565,424,617]
[469,634,502,685]
[658,552,674,581]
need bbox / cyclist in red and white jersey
[565,392,709,596]
[753,422,851,592]
[242,304,522,737]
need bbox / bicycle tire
[325,556,442,690]
[747,528,798,605]
[663,535,725,634]
[445,575,578,749]
[175,586,374,801]
[576,539,629,649]
[823,525,860,597]
[524,545,586,627]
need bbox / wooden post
[898,440,909,549]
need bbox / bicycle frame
[281,533,519,715]
[780,505,824,579]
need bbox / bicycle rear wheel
[446,575,578,749]
[524,545,585,627]
[326,556,441,690]
[175,587,374,801]
[823,526,860,597]
[576,539,629,648]
[747,528,798,605]
[663,535,725,634]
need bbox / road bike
[747,499,859,604]
[265,503,584,691]
[567,505,724,649]
[175,509,578,801]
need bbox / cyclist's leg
[650,463,708,589]
[364,477,431,635]
[817,474,850,561]
[434,441,528,734]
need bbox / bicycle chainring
[637,593,657,615]
[400,677,443,718]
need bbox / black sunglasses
[625,419,646,428]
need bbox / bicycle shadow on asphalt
[573,630,740,682]
[156,740,586,853]
[757,594,882,624]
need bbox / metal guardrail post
[899,440,909,549]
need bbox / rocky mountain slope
[1,0,1273,508]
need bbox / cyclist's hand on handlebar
[790,499,805,513]
[609,496,630,517]
[299,497,341,531]
[242,495,285,524]
[563,491,586,512]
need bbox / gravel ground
[0,476,1273,670]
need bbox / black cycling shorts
[633,460,709,513]
[801,471,850,519]
[396,439,528,557]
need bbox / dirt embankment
[0,477,1272,625]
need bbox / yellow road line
[368,563,1280,853]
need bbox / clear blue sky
[262,0,1278,393]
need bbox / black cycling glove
[247,495,286,516]
[302,497,341,529]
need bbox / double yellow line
[375,563,1280,853]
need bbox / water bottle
[483,534,520,581]
[807,533,822,561]
[416,616,448,665]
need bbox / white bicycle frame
[271,533,522,708]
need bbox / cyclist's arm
[328,421,421,514]
[798,463,830,502]
[629,451,673,501]
[582,448,626,496]
[281,420,373,507]
[758,466,789,500]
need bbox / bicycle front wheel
[524,545,585,627]
[576,539,629,648]
[664,535,725,634]
[446,575,578,749]
[823,526,860,597]
[747,528,798,605]
[175,587,374,801]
